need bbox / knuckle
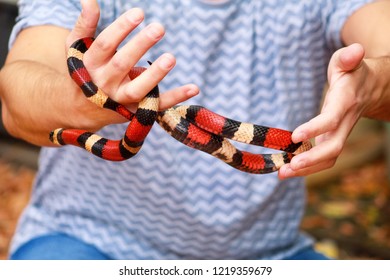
[325,159,337,169]
[331,140,344,156]
[87,74,112,92]
[94,38,113,53]
[327,115,341,131]
[123,86,144,103]
[110,56,128,72]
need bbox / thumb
[328,43,365,82]
[66,0,100,49]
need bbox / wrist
[362,56,390,121]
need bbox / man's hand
[279,0,390,179]
[0,0,198,146]
[69,0,199,113]
[279,44,369,179]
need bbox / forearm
[0,25,88,146]
[341,0,390,121]
[0,60,82,146]
[0,23,129,147]
[361,55,390,121]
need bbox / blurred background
[0,0,390,260]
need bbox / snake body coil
[50,38,312,174]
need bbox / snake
[49,37,312,174]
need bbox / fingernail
[186,85,199,96]
[187,90,197,96]
[291,158,305,170]
[146,23,164,40]
[128,8,144,24]
[159,53,175,70]
[279,165,293,179]
[293,131,307,143]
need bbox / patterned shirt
[10,0,372,259]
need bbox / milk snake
[50,37,312,174]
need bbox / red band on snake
[49,37,312,174]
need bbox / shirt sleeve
[9,0,81,48]
[324,0,374,50]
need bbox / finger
[158,84,199,111]
[114,53,176,105]
[85,8,145,68]
[292,104,344,143]
[103,22,165,84]
[292,78,363,144]
[291,105,360,170]
[119,82,200,115]
[288,135,343,171]
[328,43,365,82]
[66,0,100,49]
[278,160,335,179]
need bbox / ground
[303,159,390,259]
[0,159,34,259]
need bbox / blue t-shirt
[10,0,372,259]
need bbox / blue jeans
[10,234,111,260]
[284,247,331,260]
[10,234,330,260]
